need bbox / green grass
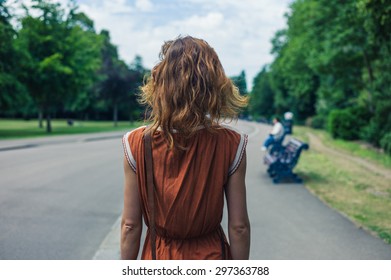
[293,125,391,244]
[295,126,391,169]
[0,119,142,139]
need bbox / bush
[360,100,391,147]
[327,106,370,140]
[360,120,382,146]
[328,109,356,139]
[308,115,326,129]
[380,132,391,156]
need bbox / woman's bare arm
[225,151,251,259]
[120,156,142,259]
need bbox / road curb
[0,132,126,152]
[92,216,121,260]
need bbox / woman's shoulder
[123,125,147,141]
[122,125,147,149]
[122,125,147,173]
[218,124,247,141]
[217,124,248,176]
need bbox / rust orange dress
[122,125,247,260]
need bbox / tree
[231,70,247,95]
[356,0,391,146]
[97,31,145,126]
[0,0,29,115]
[16,0,101,132]
[267,0,320,121]
[262,0,390,147]
[249,66,275,119]
[62,9,103,116]
[128,55,149,122]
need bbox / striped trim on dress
[122,126,146,173]
[228,133,248,176]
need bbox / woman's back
[123,125,247,259]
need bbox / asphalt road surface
[0,132,125,259]
[1,121,391,259]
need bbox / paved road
[0,132,126,259]
[1,121,391,259]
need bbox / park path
[307,133,391,180]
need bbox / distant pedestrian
[121,36,250,260]
[283,111,293,135]
[261,117,284,151]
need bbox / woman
[121,36,250,260]
[261,117,284,151]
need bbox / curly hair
[139,35,248,150]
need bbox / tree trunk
[38,109,44,128]
[363,50,375,113]
[46,113,52,133]
[113,103,118,127]
[129,111,133,125]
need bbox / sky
[14,0,293,90]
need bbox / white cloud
[16,0,291,89]
[80,0,133,17]
[135,0,153,12]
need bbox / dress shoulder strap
[144,130,157,260]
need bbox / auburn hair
[139,35,248,150]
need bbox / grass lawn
[293,126,391,244]
[0,119,142,139]
[313,128,391,169]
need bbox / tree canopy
[250,0,391,152]
[1,0,148,131]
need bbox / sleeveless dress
[122,125,247,260]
